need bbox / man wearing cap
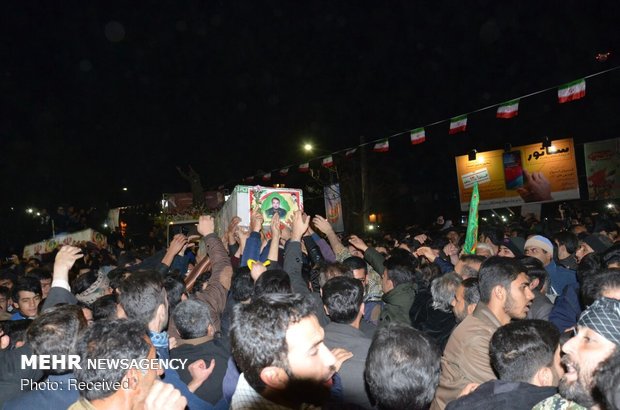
[524,235,576,300]
[498,237,525,258]
[575,233,613,264]
[533,297,620,410]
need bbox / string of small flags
[237,66,619,184]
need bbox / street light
[303,143,313,152]
[122,187,128,191]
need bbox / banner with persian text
[455,138,579,211]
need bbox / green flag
[463,182,479,255]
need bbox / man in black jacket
[322,276,372,409]
[446,320,561,410]
[170,299,230,405]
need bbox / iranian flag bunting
[345,148,357,157]
[373,140,389,152]
[449,115,468,134]
[244,176,254,183]
[299,163,310,173]
[496,99,520,119]
[558,79,586,103]
[262,173,271,181]
[279,168,289,176]
[410,128,426,145]
[322,156,334,168]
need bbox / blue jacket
[549,282,581,333]
[546,261,577,297]
[4,372,78,410]
[240,232,271,267]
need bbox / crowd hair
[12,276,42,301]
[118,271,166,327]
[318,262,353,287]
[520,256,548,292]
[364,323,440,410]
[26,304,87,375]
[384,257,415,287]
[230,293,315,393]
[231,267,254,302]
[252,269,292,299]
[490,319,559,382]
[321,276,364,324]
[602,244,620,268]
[553,231,579,254]
[173,299,212,339]
[74,319,151,401]
[477,256,526,303]
[594,349,620,410]
[91,294,118,321]
[342,256,367,273]
[462,277,481,306]
[431,273,461,313]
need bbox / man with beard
[533,297,620,410]
[451,278,480,323]
[230,293,341,409]
[431,257,534,409]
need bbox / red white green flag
[279,168,289,176]
[262,173,271,181]
[345,148,357,157]
[299,163,310,173]
[373,140,389,152]
[496,99,520,119]
[410,128,426,145]
[449,115,468,134]
[322,156,334,168]
[244,176,254,183]
[558,79,586,103]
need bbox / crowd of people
[0,206,619,410]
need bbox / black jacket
[170,337,230,405]
[445,380,557,410]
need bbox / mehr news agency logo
[20,354,188,391]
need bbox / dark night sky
[1,1,619,212]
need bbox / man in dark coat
[446,320,560,410]
[322,276,372,409]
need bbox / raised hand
[197,215,215,236]
[291,211,311,241]
[54,246,84,276]
[348,234,368,252]
[144,380,187,410]
[270,213,281,239]
[167,234,189,256]
[187,359,216,393]
[312,215,333,236]
[250,211,264,233]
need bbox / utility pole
[360,135,369,231]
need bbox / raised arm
[267,213,281,263]
[240,211,263,268]
[349,234,386,275]
[312,215,346,256]
[198,215,232,291]
[42,246,83,311]
[284,211,311,295]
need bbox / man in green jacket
[379,256,417,327]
